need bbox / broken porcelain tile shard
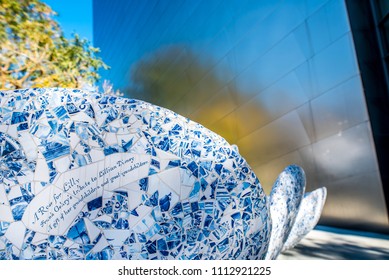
[0,88,326,260]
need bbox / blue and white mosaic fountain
[0,88,326,260]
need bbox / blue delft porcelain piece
[0,88,326,260]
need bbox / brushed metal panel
[252,145,318,194]
[232,70,313,138]
[254,70,311,118]
[311,33,359,94]
[312,76,369,141]
[296,102,317,143]
[190,86,238,127]
[312,122,379,182]
[321,170,388,230]
[307,0,350,54]
[326,0,351,40]
[292,21,314,60]
[294,60,320,99]
[237,110,311,166]
[245,33,307,90]
[307,5,332,54]
[305,0,329,16]
[210,110,240,144]
[233,97,270,139]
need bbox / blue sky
[43,0,93,42]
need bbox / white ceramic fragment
[5,221,26,249]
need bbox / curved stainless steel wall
[93,0,389,232]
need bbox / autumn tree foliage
[0,0,108,89]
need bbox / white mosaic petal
[265,165,306,260]
[282,187,327,252]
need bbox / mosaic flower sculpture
[0,88,326,260]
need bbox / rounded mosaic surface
[0,88,271,260]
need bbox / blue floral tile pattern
[0,88,273,260]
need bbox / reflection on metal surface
[93,0,389,232]
[126,46,269,145]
